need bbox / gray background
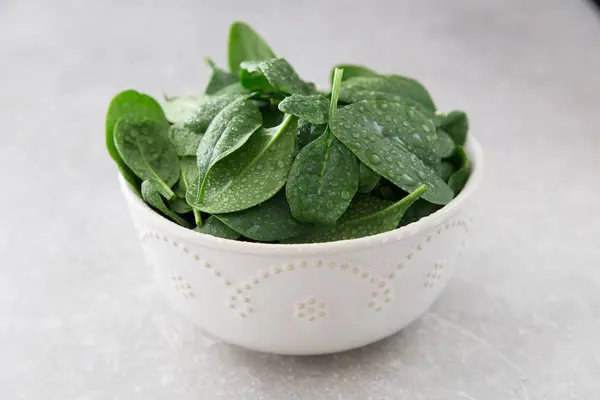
[1,0,599,399]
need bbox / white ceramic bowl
[120,137,483,355]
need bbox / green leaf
[440,111,469,146]
[186,98,262,208]
[278,94,329,124]
[338,76,435,113]
[228,21,276,75]
[434,129,456,158]
[358,163,381,193]
[286,185,426,243]
[240,58,315,95]
[198,114,297,213]
[214,193,307,242]
[194,216,240,240]
[286,68,359,224]
[400,199,441,226]
[437,161,457,182]
[260,104,285,128]
[176,157,201,224]
[163,94,207,124]
[183,92,247,133]
[106,90,168,195]
[204,58,238,95]
[141,181,192,228]
[114,119,179,199]
[330,100,454,205]
[168,124,203,156]
[330,64,378,83]
[295,120,326,155]
[448,146,470,194]
[167,197,192,214]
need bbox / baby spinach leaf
[168,124,203,156]
[330,64,378,83]
[286,68,360,224]
[400,199,441,226]
[434,129,456,158]
[358,163,381,193]
[186,98,262,208]
[295,120,326,155]
[448,146,470,194]
[440,111,469,146]
[183,92,247,133]
[338,76,435,113]
[260,104,285,128]
[204,58,238,95]
[194,216,241,240]
[175,157,201,224]
[278,94,329,124]
[197,115,297,213]
[167,197,192,214]
[438,161,457,182]
[330,100,454,205]
[141,181,193,228]
[163,94,207,124]
[214,193,307,242]
[240,58,315,95]
[114,119,179,199]
[286,185,426,243]
[228,21,276,75]
[106,90,168,195]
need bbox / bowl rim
[119,135,483,255]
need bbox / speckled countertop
[1,0,599,399]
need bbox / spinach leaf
[286,68,359,224]
[330,64,378,83]
[240,58,315,95]
[338,76,435,113]
[286,185,426,243]
[400,199,441,226]
[358,163,381,193]
[260,104,285,128]
[106,90,168,195]
[168,124,203,156]
[197,114,297,213]
[114,119,179,199]
[228,21,276,75]
[295,120,326,155]
[278,94,329,124]
[448,146,470,194]
[183,92,247,133]
[438,161,457,182]
[167,197,192,214]
[434,129,456,158]
[194,216,241,240]
[141,181,192,228]
[440,111,469,146]
[163,94,207,124]
[330,100,454,205]
[214,193,307,242]
[204,58,238,95]
[186,98,262,208]
[176,157,202,224]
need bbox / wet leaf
[194,216,241,240]
[168,124,203,156]
[358,163,381,193]
[228,21,276,75]
[141,181,192,228]
[204,58,238,95]
[278,94,329,124]
[183,92,247,133]
[163,94,207,124]
[240,58,315,95]
[330,100,453,204]
[295,120,326,155]
[330,64,378,83]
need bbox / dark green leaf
[440,111,469,146]
[198,115,297,213]
[286,185,426,243]
[339,76,435,113]
[214,193,307,242]
[194,216,241,240]
[358,163,381,193]
[176,157,201,224]
[434,129,456,158]
[106,90,168,195]
[437,161,457,182]
[167,197,192,214]
[141,181,192,228]
[278,94,329,124]
[228,21,276,75]
[183,92,247,133]
[168,124,203,156]
[240,58,315,95]
[400,199,441,226]
[330,100,454,205]
[186,98,262,208]
[295,120,326,155]
[260,104,285,128]
[330,64,378,83]
[204,58,238,95]
[114,119,179,199]
[448,146,470,194]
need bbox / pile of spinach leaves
[106,22,470,244]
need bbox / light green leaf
[240,58,315,95]
[141,181,192,228]
[198,115,297,213]
[330,100,454,205]
[183,92,247,133]
[278,94,329,124]
[194,216,240,240]
[330,64,378,83]
[228,21,276,75]
[163,94,207,124]
[168,124,203,156]
[204,58,238,95]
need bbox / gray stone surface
[1,0,599,399]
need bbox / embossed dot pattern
[296,298,327,322]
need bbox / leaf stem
[329,68,344,118]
